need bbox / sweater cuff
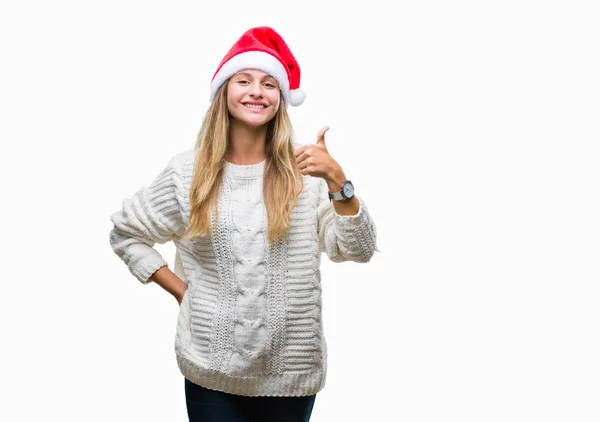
[333,196,368,228]
[131,251,169,284]
[333,196,380,257]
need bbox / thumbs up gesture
[294,126,343,182]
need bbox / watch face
[342,181,354,198]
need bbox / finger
[296,155,309,170]
[296,150,309,164]
[294,145,307,158]
[316,126,330,145]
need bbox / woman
[109,26,378,422]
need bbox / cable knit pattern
[109,147,378,397]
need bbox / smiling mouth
[243,103,266,109]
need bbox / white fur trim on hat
[210,51,292,105]
[289,89,306,106]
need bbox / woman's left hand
[294,126,343,182]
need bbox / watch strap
[328,190,345,201]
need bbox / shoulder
[169,147,196,167]
[166,147,197,179]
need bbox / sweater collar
[223,159,265,179]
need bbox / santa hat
[209,26,306,107]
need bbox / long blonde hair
[182,80,304,244]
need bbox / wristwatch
[328,180,355,201]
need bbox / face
[343,182,354,198]
[227,69,281,128]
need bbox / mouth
[242,102,267,110]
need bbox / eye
[237,80,249,85]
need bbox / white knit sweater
[109,147,378,397]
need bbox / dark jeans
[184,378,316,422]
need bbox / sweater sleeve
[109,157,185,284]
[316,177,379,263]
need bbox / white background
[1,0,599,421]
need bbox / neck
[226,120,268,165]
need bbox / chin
[232,109,275,127]
[235,117,270,128]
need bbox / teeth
[244,104,265,109]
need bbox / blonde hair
[182,80,304,244]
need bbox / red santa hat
[209,26,306,107]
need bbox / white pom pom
[289,89,306,106]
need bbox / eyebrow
[234,72,276,81]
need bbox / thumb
[316,126,330,146]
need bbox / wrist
[175,283,188,301]
[326,168,346,192]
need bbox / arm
[294,127,379,263]
[325,166,360,216]
[149,265,188,304]
[316,176,379,263]
[108,158,186,286]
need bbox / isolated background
[1,1,598,421]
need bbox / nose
[249,81,264,97]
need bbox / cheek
[226,90,234,108]
[226,88,244,113]
[227,84,243,101]
[226,97,237,116]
